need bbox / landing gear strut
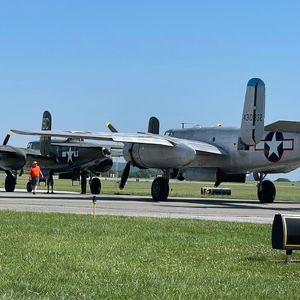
[257,173,276,203]
[80,171,87,194]
[47,171,54,194]
[151,175,169,201]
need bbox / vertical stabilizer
[239,78,265,147]
[40,111,52,155]
[148,116,160,134]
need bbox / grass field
[4,171,300,202]
[1,174,300,298]
[0,211,300,299]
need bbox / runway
[1,189,300,224]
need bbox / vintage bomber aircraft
[10,78,300,203]
[1,111,114,194]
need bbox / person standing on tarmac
[29,161,43,194]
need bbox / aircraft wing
[10,129,227,156]
[10,129,173,147]
[0,145,21,154]
[265,120,300,133]
[167,138,227,155]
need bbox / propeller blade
[119,162,131,189]
[3,134,10,145]
[106,122,118,133]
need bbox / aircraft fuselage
[167,126,300,175]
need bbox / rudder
[239,78,265,147]
[40,110,52,155]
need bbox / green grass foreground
[0,211,299,299]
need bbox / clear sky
[1,1,300,179]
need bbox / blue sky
[1,1,300,179]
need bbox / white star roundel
[255,132,294,163]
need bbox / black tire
[151,177,169,201]
[5,174,16,192]
[90,177,101,194]
[27,181,32,192]
[81,173,87,194]
[257,180,276,203]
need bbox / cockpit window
[164,130,174,137]
[27,142,40,150]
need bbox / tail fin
[148,116,159,134]
[40,110,52,155]
[239,78,265,148]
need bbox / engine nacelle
[123,143,196,169]
[90,158,113,173]
[0,146,26,170]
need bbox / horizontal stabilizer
[265,120,300,133]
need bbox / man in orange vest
[29,161,43,194]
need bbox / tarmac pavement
[0,189,300,223]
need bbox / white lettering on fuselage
[62,147,79,163]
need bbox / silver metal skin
[167,126,300,176]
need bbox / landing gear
[151,177,169,201]
[90,177,101,194]
[81,171,101,194]
[47,171,54,194]
[26,181,32,192]
[257,175,276,203]
[5,171,16,192]
[80,171,87,194]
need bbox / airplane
[1,111,117,194]
[10,78,300,203]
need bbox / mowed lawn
[0,211,300,299]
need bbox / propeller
[107,116,160,190]
[3,133,11,145]
[106,122,118,133]
[106,121,129,188]
[119,161,131,189]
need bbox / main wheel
[5,174,16,192]
[90,177,101,194]
[257,180,276,203]
[26,181,32,192]
[151,177,169,201]
[81,172,87,194]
